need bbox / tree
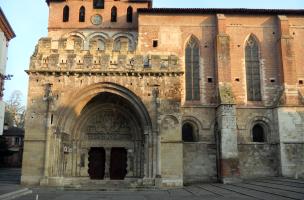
[4,90,25,128]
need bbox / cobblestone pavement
[1,169,304,200]
[15,178,304,200]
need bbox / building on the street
[22,0,304,187]
[2,126,24,168]
[0,8,15,135]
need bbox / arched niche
[112,33,136,52]
[89,36,106,51]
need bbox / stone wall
[0,31,8,135]
[183,143,217,184]
[277,107,304,179]
[238,144,279,178]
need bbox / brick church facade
[22,0,304,187]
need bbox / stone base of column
[158,178,183,188]
[142,178,155,186]
[39,177,49,186]
[220,158,241,183]
[221,176,242,184]
[155,176,162,187]
[40,177,64,186]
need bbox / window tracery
[185,37,200,101]
[246,35,261,101]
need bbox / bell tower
[46,0,152,37]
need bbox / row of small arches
[182,121,267,143]
[185,34,262,102]
[63,5,133,23]
[61,32,136,52]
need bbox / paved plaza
[1,169,304,200]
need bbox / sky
[0,0,304,105]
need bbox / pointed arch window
[246,35,261,101]
[79,6,85,22]
[185,37,200,101]
[93,0,104,9]
[111,6,117,22]
[127,6,133,23]
[63,6,69,22]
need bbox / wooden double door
[88,147,127,180]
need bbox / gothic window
[185,37,200,101]
[93,0,104,9]
[182,123,195,142]
[127,6,133,23]
[252,124,265,142]
[63,6,69,22]
[79,6,85,22]
[111,6,117,22]
[246,35,261,101]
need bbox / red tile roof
[137,8,304,15]
[0,7,15,41]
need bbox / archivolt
[55,82,152,136]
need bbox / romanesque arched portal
[47,83,153,185]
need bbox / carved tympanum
[86,110,131,134]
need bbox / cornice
[26,69,184,77]
[0,7,15,41]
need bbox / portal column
[126,149,134,177]
[104,147,111,179]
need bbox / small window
[63,6,69,22]
[252,124,265,142]
[15,137,20,145]
[127,6,133,23]
[79,6,85,22]
[182,123,195,142]
[93,0,104,9]
[153,40,158,48]
[111,6,117,22]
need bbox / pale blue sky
[0,0,304,105]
